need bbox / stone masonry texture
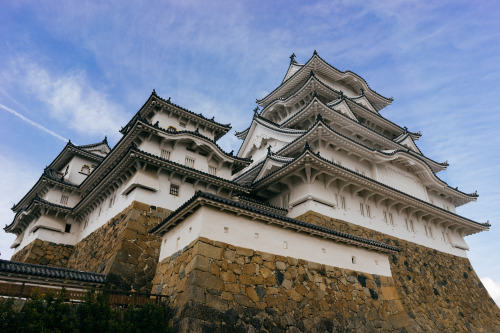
[151,210,500,332]
[11,239,74,268]
[12,201,170,292]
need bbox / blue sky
[1,1,499,303]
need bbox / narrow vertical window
[359,203,364,216]
[365,205,371,218]
[65,224,72,233]
[60,195,69,205]
[160,149,171,160]
[383,211,388,224]
[340,196,346,210]
[185,156,195,168]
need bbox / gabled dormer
[394,132,423,155]
[121,91,231,142]
[258,51,393,112]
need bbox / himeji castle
[5,52,499,332]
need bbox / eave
[150,191,400,254]
[73,145,250,219]
[280,97,447,173]
[12,171,79,212]
[121,91,231,141]
[252,148,487,235]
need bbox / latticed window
[60,195,69,205]
[208,166,217,175]
[185,157,195,168]
[170,184,179,196]
[160,149,171,160]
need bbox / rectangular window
[160,149,170,160]
[359,203,364,216]
[65,224,72,233]
[383,211,388,223]
[208,166,217,176]
[185,156,195,168]
[60,195,69,205]
[179,120,187,128]
[365,205,371,218]
[170,184,179,196]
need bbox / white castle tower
[5,52,497,332]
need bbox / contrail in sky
[0,103,67,142]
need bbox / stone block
[261,267,272,279]
[195,241,223,260]
[381,286,399,300]
[276,261,287,271]
[206,293,228,311]
[235,247,254,257]
[243,263,257,275]
[187,269,223,292]
[287,289,303,302]
[388,312,410,330]
[234,294,252,307]
[247,286,260,303]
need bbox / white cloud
[8,58,127,140]
[481,277,500,306]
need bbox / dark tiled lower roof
[0,259,106,284]
[150,191,400,253]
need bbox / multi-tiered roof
[233,52,487,238]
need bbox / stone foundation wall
[152,237,411,332]
[11,239,74,268]
[67,201,170,291]
[297,211,500,332]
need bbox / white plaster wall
[75,168,226,241]
[43,186,79,208]
[138,137,233,179]
[63,156,96,185]
[13,215,78,254]
[283,180,469,258]
[159,206,392,277]
[314,73,357,98]
[151,111,214,140]
[376,164,427,201]
[427,192,457,213]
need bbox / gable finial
[316,113,323,121]
[403,126,408,133]
[339,90,344,99]
[304,141,311,151]
[253,106,259,117]
[309,70,315,77]
[152,89,157,96]
[313,50,318,56]
[267,145,272,156]
[312,90,318,97]
[360,87,364,96]
[290,53,297,64]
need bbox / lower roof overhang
[251,149,489,237]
